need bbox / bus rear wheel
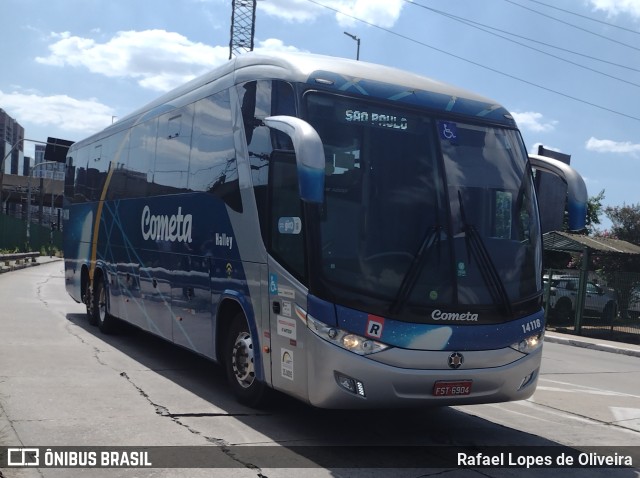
[90,275,117,334]
[224,313,270,408]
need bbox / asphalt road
[0,261,639,478]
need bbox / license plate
[432,380,472,396]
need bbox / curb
[544,332,640,358]
[0,256,62,274]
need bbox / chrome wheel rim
[98,286,107,323]
[231,332,255,388]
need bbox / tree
[604,203,640,246]
[586,189,605,234]
[592,203,640,319]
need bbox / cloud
[529,142,562,155]
[258,0,405,28]
[589,0,640,18]
[258,0,324,23]
[0,90,115,135]
[36,30,303,92]
[255,38,303,53]
[333,0,405,28]
[585,137,640,155]
[36,30,229,92]
[512,111,558,133]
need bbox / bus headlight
[511,331,544,354]
[307,314,389,355]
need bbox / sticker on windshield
[457,262,467,277]
[278,217,302,235]
[438,121,458,142]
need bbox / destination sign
[344,109,410,131]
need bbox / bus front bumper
[306,332,541,409]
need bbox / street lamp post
[344,31,360,60]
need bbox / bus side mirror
[264,115,325,204]
[528,154,587,231]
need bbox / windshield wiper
[458,191,513,317]
[389,225,441,315]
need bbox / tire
[91,275,118,334]
[554,298,573,324]
[224,313,270,408]
[86,284,98,326]
[601,301,617,322]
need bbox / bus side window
[154,105,193,193]
[127,118,158,198]
[189,90,241,212]
[269,151,306,281]
[72,147,88,203]
[65,156,75,200]
[104,130,130,200]
[239,80,296,243]
[241,80,274,243]
[82,143,107,202]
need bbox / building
[0,108,25,176]
[0,110,65,224]
[33,143,65,180]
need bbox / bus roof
[71,51,515,150]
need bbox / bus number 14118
[521,318,542,334]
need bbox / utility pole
[229,0,257,59]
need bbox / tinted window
[190,91,241,211]
[74,140,109,203]
[154,105,193,192]
[104,130,130,200]
[127,118,158,198]
[269,152,305,280]
[239,80,296,243]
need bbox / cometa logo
[431,309,479,322]
[141,205,193,243]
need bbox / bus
[63,52,587,409]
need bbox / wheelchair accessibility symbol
[439,121,457,141]
[269,273,278,295]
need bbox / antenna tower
[229,0,257,59]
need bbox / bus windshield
[305,92,541,323]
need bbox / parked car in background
[628,286,640,320]
[544,275,618,322]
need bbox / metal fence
[544,269,640,345]
[0,213,63,253]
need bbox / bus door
[266,151,310,401]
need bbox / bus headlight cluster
[307,314,389,355]
[511,331,544,354]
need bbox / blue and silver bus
[63,52,586,408]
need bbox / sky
[2,0,640,231]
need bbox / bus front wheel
[224,313,269,408]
